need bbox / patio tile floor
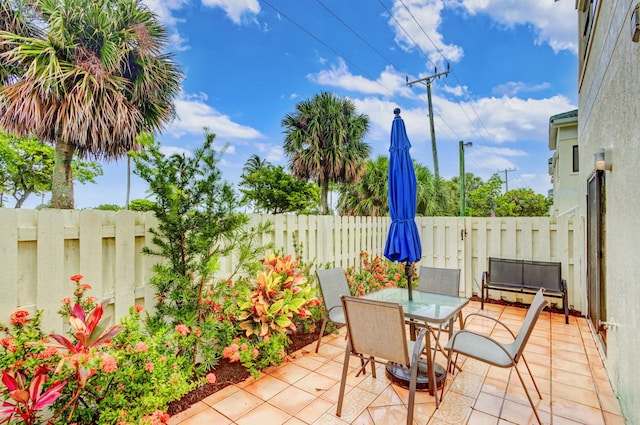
[169,300,627,425]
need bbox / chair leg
[407,358,419,425]
[513,364,543,425]
[520,355,542,399]
[315,317,329,353]
[336,343,351,418]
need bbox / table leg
[424,325,438,404]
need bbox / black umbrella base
[385,360,446,391]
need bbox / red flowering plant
[345,252,410,296]
[67,305,197,425]
[0,310,63,425]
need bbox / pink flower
[206,373,217,384]
[193,329,202,337]
[145,362,154,372]
[134,341,149,352]
[134,305,144,313]
[229,352,240,363]
[252,348,259,357]
[0,337,15,347]
[101,354,117,373]
[62,298,72,304]
[70,274,84,282]
[34,346,58,359]
[175,324,190,336]
[241,343,248,351]
[81,284,92,290]
[10,310,30,325]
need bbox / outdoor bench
[481,257,569,324]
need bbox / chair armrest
[482,271,488,284]
[410,328,428,364]
[447,329,515,363]
[462,313,517,339]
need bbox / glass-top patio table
[362,287,469,398]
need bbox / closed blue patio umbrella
[384,108,422,300]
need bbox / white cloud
[308,59,413,97]
[143,0,261,50]
[200,0,260,24]
[458,0,577,53]
[254,143,284,162]
[167,92,265,140]
[444,84,468,97]
[143,0,190,51]
[433,94,575,143]
[388,0,464,66]
[159,145,193,157]
[492,81,551,97]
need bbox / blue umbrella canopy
[384,108,422,299]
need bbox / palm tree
[414,163,455,216]
[242,154,268,175]
[337,156,388,216]
[0,0,182,208]
[282,92,370,215]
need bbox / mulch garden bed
[166,323,323,416]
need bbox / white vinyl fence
[0,209,584,333]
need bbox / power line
[258,0,397,96]
[314,0,406,75]
[395,0,494,144]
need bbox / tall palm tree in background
[0,0,182,208]
[242,154,268,175]
[414,163,455,216]
[337,156,388,216]
[282,92,370,215]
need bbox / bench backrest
[489,257,562,292]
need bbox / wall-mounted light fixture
[594,146,613,171]
[632,3,640,42]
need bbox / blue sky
[33,0,578,209]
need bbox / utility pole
[459,141,472,216]
[498,167,516,192]
[407,64,450,178]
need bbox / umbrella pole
[405,261,414,300]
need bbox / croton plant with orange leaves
[236,254,319,338]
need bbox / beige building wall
[577,1,640,422]
[548,112,580,217]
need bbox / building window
[573,145,579,172]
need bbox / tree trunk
[320,179,329,215]
[14,191,32,208]
[51,140,75,209]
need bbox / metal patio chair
[417,266,463,364]
[336,295,429,425]
[444,288,548,424]
[315,267,350,353]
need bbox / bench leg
[481,284,486,310]
[563,291,569,324]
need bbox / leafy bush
[344,251,410,295]
[0,276,197,425]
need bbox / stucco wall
[555,126,581,216]
[578,1,640,422]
